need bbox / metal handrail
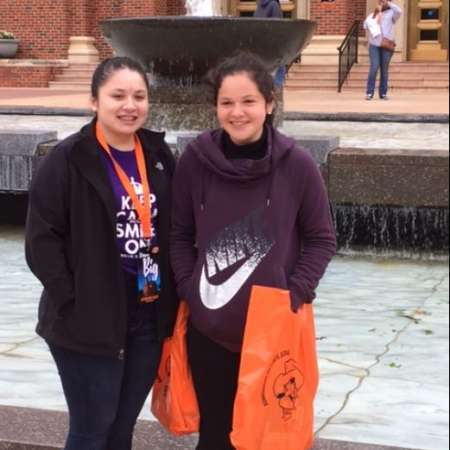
[338,20,360,93]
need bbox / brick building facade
[0,0,368,62]
[1,0,185,60]
[310,0,366,35]
[0,0,447,87]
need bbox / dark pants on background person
[187,323,241,450]
[367,44,394,98]
[49,273,162,450]
[274,66,287,88]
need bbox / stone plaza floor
[0,225,448,450]
[0,114,448,153]
[0,89,449,449]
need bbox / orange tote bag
[151,302,200,436]
[231,286,319,450]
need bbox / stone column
[67,0,99,64]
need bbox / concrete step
[287,73,338,80]
[287,61,449,92]
[65,63,98,70]
[290,68,449,78]
[285,85,337,91]
[285,84,449,92]
[343,80,450,88]
[348,72,450,81]
[54,74,94,82]
[47,63,97,89]
[290,65,340,73]
[55,68,94,77]
[286,80,341,88]
[48,81,91,91]
[290,63,449,75]
[288,74,450,85]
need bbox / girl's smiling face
[217,72,274,146]
[92,68,149,143]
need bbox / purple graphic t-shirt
[101,147,159,278]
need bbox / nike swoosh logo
[199,248,272,310]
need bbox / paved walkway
[284,90,449,116]
[0,114,448,152]
[0,225,448,450]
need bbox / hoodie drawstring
[266,149,276,208]
[200,163,206,212]
[266,170,276,208]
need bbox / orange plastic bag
[231,286,319,450]
[151,302,200,436]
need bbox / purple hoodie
[170,127,336,352]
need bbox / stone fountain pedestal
[149,84,216,131]
[148,84,284,131]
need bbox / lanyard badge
[138,245,162,303]
[96,123,160,303]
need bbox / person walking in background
[25,57,178,450]
[254,0,287,87]
[170,52,336,450]
[364,0,403,100]
[254,0,283,18]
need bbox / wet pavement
[0,225,448,450]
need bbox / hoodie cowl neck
[189,126,296,183]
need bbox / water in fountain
[185,0,220,16]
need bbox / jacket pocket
[56,297,75,320]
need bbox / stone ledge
[0,405,416,450]
[0,60,69,68]
[0,130,57,157]
[0,107,92,117]
[285,111,450,124]
[0,130,57,193]
[329,148,449,207]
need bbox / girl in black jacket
[25,57,179,450]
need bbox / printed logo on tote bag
[262,352,305,422]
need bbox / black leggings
[187,324,241,450]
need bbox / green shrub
[0,31,16,40]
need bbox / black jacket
[26,120,179,359]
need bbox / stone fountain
[101,9,316,130]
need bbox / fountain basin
[101,17,316,130]
[102,17,316,81]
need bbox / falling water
[185,0,220,16]
[333,204,449,259]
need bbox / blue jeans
[367,45,394,97]
[274,66,287,88]
[49,316,162,450]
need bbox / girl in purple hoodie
[170,53,336,450]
